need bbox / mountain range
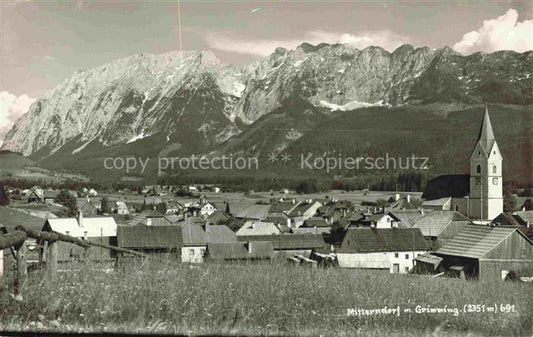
[2,43,532,184]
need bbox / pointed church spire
[476,103,496,154]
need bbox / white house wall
[337,251,427,273]
[181,246,206,263]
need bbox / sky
[0,0,532,144]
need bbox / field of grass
[1,258,531,336]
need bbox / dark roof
[302,217,330,228]
[287,202,319,217]
[207,211,229,225]
[338,228,428,253]
[269,201,298,213]
[237,234,327,250]
[490,212,522,227]
[207,242,273,260]
[421,174,470,200]
[117,225,182,249]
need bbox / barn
[117,225,183,254]
[435,225,533,281]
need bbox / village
[1,109,532,284]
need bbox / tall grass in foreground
[0,257,531,336]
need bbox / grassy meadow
[0,258,531,336]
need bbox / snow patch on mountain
[318,100,385,111]
[72,138,94,154]
[126,132,146,144]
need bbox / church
[422,106,503,222]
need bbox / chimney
[146,218,152,226]
[527,220,531,229]
[77,210,83,228]
[407,194,411,203]
[205,220,210,233]
[292,199,296,205]
[252,222,256,229]
[343,209,347,217]
[184,212,188,220]
[247,242,253,254]
[314,225,317,234]
[395,193,400,201]
[287,218,291,229]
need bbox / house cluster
[2,107,532,282]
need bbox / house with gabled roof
[181,223,237,263]
[235,221,282,236]
[413,211,471,247]
[336,228,428,273]
[76,198,99,216]
[350,212,403,229]
[42,211,117,263]
[287,200,322,228]
[435,225,533,281]
[390,210,425,228]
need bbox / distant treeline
[2,173,531,195]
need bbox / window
[405,254,409,259]
[493,165,497,174]
[394,253,398,258]
[405,267,409,273]
[455,205,459,211]
[189,249,194,255]
[476,164,481,174]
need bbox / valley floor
[0,259,531,336]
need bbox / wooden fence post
[46,242,58,281]
[15,242,27,295]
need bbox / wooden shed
[435,225,533,281]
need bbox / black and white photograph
[0,0,532,336]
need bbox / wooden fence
[0,226,146,295]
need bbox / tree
[0,184,10,206]
[225,202,231,216]
[55,189,77,216]
[503,188,516,212]
[156,202,167,214]
[101,197,112,214]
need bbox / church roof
[472,105,496,157]
[421,174,470,200]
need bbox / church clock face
[493,178,498,185]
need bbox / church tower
[469,105,503,220]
